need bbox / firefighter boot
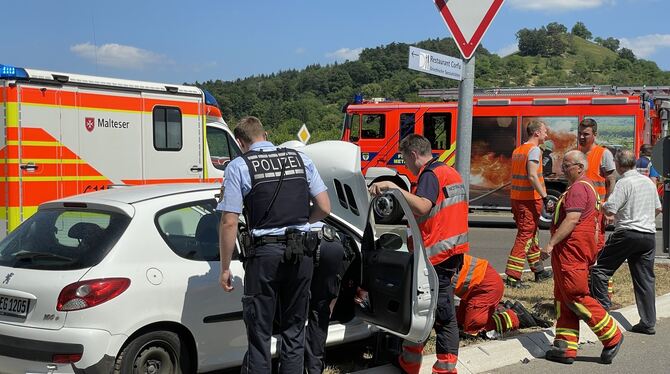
[534,269,553,282]
[545,349,575,365]
[601,334,624,364]
[512,302,537,329]
[505,277,531,289]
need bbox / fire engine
[341,85,670,226]
[1,64,241,237]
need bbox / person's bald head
[562,150,588,182]
[614,148,636,173]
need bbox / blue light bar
[204,90,220,108]
[354,93,363,104]
[0,64,29,79]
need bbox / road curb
[353,292,670,373]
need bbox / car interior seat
[68,222,104,251]
[195,213,220,260]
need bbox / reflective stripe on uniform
[417,183,467,224]
[426,233,469,258]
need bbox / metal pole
[664,180,669,256]
[455,56,475,198]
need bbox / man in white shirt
[590,149,663,335]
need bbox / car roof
[39,183,221,216]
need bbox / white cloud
[620,34,670,58]
[496,43,519,57]
[508,0,611,11]
[70,42,167,69]
[326,47,363,62]
[295,47,306,55]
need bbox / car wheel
[538,189,561,230]
[115,331,191,374]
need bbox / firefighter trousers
[241,243,313,374]
[457,265,508,335]
[551,254,622,358]
[507,199,545,279]
[399,262,460,374]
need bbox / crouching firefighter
[304,222,356,374]
[217,116,331,374]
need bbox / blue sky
[3,0,669,85]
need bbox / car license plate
[0,295,30,318]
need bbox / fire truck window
[586,116,635,152]
[207,127,241,171]
[400,113,415,140]
[424,113,452,150]
[361,114,385,139]
[153,107,183,151]
[349,114,361,142]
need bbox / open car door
[356,189,438,343]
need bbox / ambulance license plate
[0,295,30,318]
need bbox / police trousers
[241,243,313,374]
[305,240,347,374]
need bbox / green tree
[571,22,592,40]
[618,48,636,62]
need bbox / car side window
[155,200,224,261]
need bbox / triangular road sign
[433,0,505,60]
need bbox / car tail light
[52,353,82,363]
[57,278,130,311]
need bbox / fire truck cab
[342,86,670,226]
[1,64,241,237]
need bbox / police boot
[512,301,537,329]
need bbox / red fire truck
[341,85,670,226]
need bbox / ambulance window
[153,107,183,151]
[424,113,452,150]
[400,113,415,140]
[349,114,361,142]
[361,114,385,139]
[207,127,241,171]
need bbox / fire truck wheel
[538,189,561,230]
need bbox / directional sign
[297,124,311,144]
[433,0,505,60]
[408,46,463,81]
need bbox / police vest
[510,143,544,200]
[241,148,310,230]
[585,145,607,201]
[454,254,488,299]
[414,160,469,265]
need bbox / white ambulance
[0,64,241,237]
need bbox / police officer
[304,222,355,374]
[218,116,331,374]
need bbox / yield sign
[433,0,505,60]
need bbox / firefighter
[578,118,616,304]
[369,134,468,374]
[455,254,546,338]
[540,150,623,365]
[506,120,553,288]
[217,116,331,374]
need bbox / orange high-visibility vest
[510,143,544,200]
[414,160,469,265]
[585,145,607,201]
[454,254,488,299]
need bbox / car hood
[281,140,370,233]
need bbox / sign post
[431,0,505,196]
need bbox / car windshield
[0,209,130,270]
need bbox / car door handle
[190,166,203,172]
[20,162,38,172]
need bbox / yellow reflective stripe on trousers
[556,328,579,337]
[492,314,503,333]
[599,322,619,341]
[426,233,469,258]
[593,314,612,333]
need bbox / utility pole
[455,56,475,197]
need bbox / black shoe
[512,301,537,329]
[532,313,553,328]
[534,269,553,282]
[601,334,624,364]
[503,300,514,309]
[630,323,656,335]
[545,349,575,364]
[506,277,531,289]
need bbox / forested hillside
[195,23,670,144]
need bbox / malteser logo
[85,117,95,132]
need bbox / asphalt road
[469,213,667,274]
[492,317,670,374]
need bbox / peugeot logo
[3,273,14,284]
